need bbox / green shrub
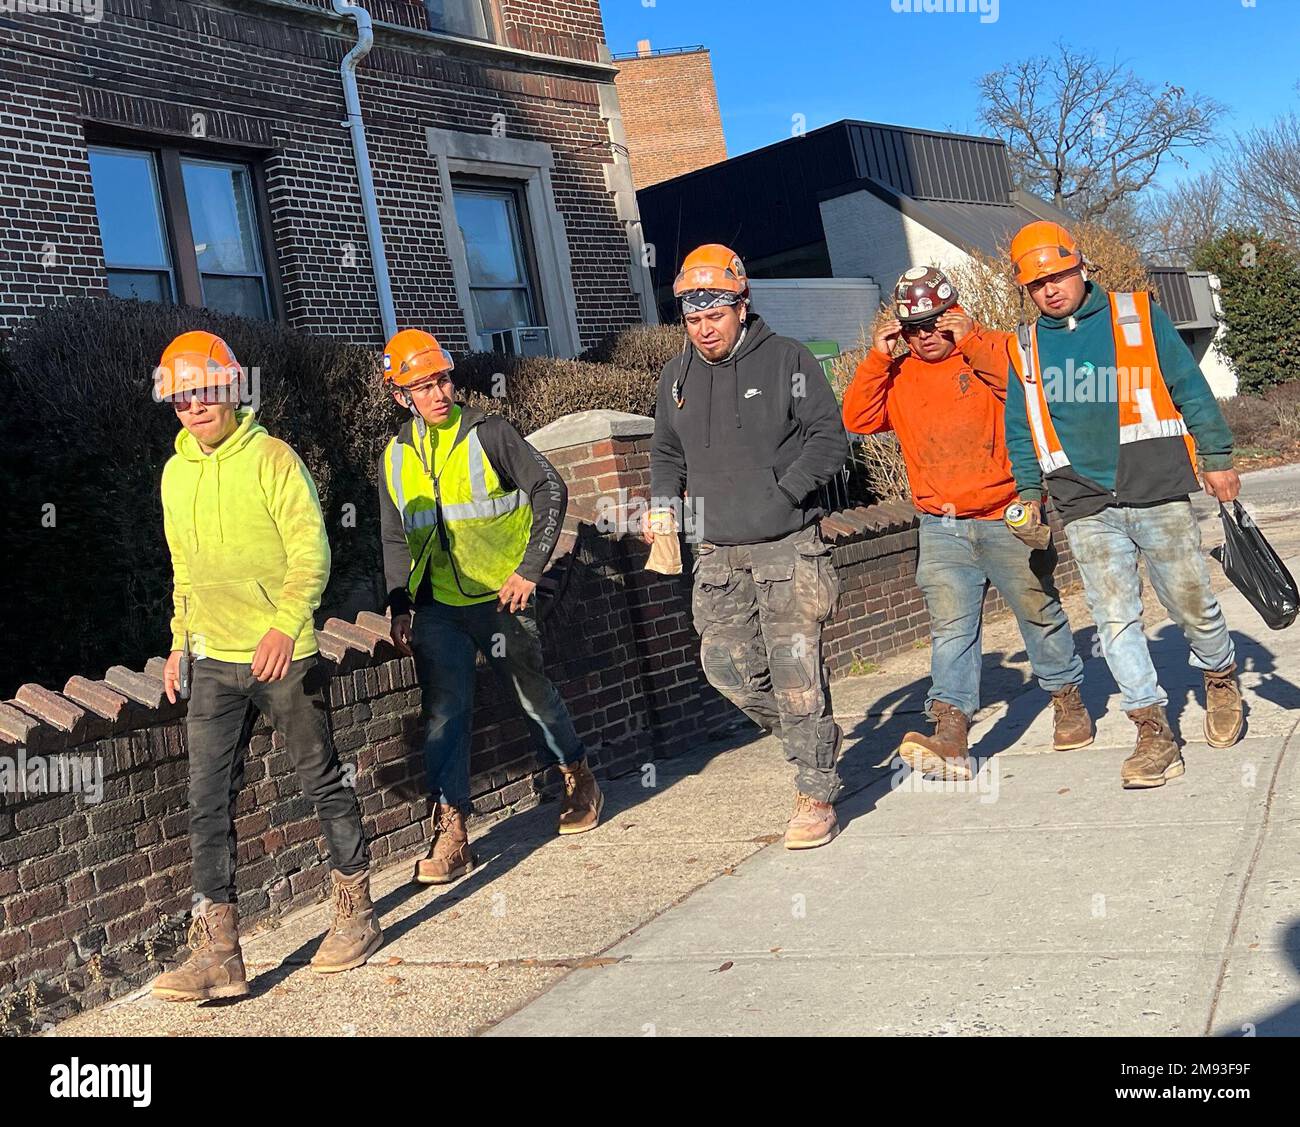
[1192,228,1300,394]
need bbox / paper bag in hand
[1004,501,1052,551]
[645,508,682,575]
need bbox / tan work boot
[1051,683,1095,750]
[783,792,839,850]
[1204,663,1244,748]
[151,901,249,1002]
[310,869,384,974]
[557,759,604,835]
[898,701,973,781]
[1122,705,1185,789]
[414,804,473,885]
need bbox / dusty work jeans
[1064,500,1234,711]
[692,524,842,803]
[410,599,586,811]
[916,512,1084,719]
[186,656,369,904]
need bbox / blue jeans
[1064,500,1234,711]
[410,599,586,810]
[916,513,1084,718]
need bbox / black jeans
[185,656,369,904]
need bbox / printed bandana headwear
[679,289,744,314]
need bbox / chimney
[636,39,652,57]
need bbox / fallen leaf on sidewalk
[383,956,404,966]
[714,961,734,973]
[770,947,781,953]
[383,975,403,985]
[193,1014,214,1023]
[1057,788,1070,795]
[572,957,620,969]
[722,867,736,876]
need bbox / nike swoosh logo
[744,389,761,398]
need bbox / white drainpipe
[333,1,398,341]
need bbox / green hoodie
[161,409,330,663]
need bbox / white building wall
[820,189,972,296]
[747,277,881,351]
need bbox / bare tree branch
[978,43,1224,220]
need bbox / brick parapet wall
[0,414,1079,1032]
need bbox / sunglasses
[901,317,942,336]
[1026,267,1082,292]
[164,387,238,409]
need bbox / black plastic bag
[1210,501,1299,630]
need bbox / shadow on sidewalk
[1223,919,1300,1037]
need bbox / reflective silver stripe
[1018,325,1071,474]
[1120,418,1188,444]
[443,491,525,522]
[407,509,439,529]
[1113,292,1144,348]
[467,429,488,502]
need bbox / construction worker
[1004,221,1244,789]
[153,331,380,1002]
[646,245,849,849]
[843,267,1091,779]
[379,329,601,885]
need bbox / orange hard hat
[382,329,454,387]
[1010,221,1083,285]
[673,244,748,300]
[154,331,241,401]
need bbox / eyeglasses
[404,374,454,395]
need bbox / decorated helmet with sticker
[893,265,958,323]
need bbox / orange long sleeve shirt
[842,325,1019,520]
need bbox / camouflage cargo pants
[691,524,843,803]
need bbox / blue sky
[600,0,1298,190]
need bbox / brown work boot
[557,759,604,835]
[898,701,973,781]
[310,869,384,974]
[1203,663,1244,748]
[1051,683,1095,750]
[1122,705,1185,789]
[783,792,839,850]
[414,804,473,885]
[151,901,249,1002]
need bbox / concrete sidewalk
[54,491,1300,1037]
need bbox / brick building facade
[612,43,727,190]
[0,0,657,350]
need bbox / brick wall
[0,0,642,349]
[613,48,727,190]
[0,414,1079,1032]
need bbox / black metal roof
[636,120,1015,282]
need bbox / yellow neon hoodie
[161,409,330,663]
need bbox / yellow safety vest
[383,418,532,603]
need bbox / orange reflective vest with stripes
[1009,291,1197,477]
